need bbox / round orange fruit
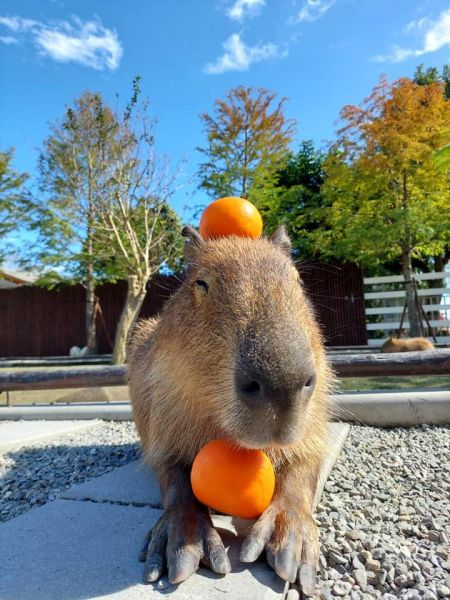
[199,197,263,240]
[191,439,275,519]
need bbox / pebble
[429,530,442,543]
[346,530,364,541]
[403,592,421,600]
[365,558,381,572]
[332,581,352,596]
[377,569,387,585]
[329,551,348,565]
[353,568,367,591]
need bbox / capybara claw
[140,506,229,584]
[241,505,319,595]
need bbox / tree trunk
[85,258,97,355]
[111,276,147,364]
[85,157,97,355]
[401,249,422,338]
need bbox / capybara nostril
[242,379,262,395]
[235,369,265,407]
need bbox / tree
[90,82,184,363]
[31,92,125,353]
[315,77,450,336]
[197,86,295,201]
[414,63,450,98]
[257,140,327,261]
[0,149,29,262]
[27,81,183,362]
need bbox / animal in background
[381,337,434,352]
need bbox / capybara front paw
[240,504,319,596]
[139,506,231,584]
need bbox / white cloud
[0,16,37,32]
[403,16,429,34]
[291,0,337,23]
[35,19,122,70]
[372,47,415,63]
[0,15,122,70]
[374,8,450,63]
[205,32,287,74]
[0,35,18,44]
[226,0,265,21]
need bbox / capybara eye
[304,374,316,389]
[195,279,209,292]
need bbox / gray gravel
[0,421,139,522]
[314,424,450,600]
[1,422,449,600]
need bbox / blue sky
[1,0,450,221]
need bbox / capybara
[381,337,434,352]
[128,225,333,595]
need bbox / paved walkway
[0,419,100,451]
[0,422,349,600]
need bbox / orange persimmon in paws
[191,439,275,519]
[199,197,263,240]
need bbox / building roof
[0,269,37,287]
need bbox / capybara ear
[269,225,292,256]
[182,225,204,263]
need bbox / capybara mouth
[234,421,302,451]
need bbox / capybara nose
[235,366,316,410]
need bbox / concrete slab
[314,422,350,507]
[0,402,132,421]
[60,423,350,510]
[61,460,162,507]
[0,419,100,452]
[0,500,286,600]
[335,390,450,426]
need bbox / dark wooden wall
[0,264,367,357]
[299,262,367,347]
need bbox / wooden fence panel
[0,263,366,357]
[300,262,367,346]
[0,285,85,357]
[363,271,450,346]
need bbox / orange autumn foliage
[191,439,275,519]
[199,197,263,240]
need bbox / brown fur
[381,337,434,353]
[127,228,333,589]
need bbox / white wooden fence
[364,272,450,346]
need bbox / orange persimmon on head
[199,197,263,240]
[191,439,275,519]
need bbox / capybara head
[151,226,328,451]
[381,337,397,352]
